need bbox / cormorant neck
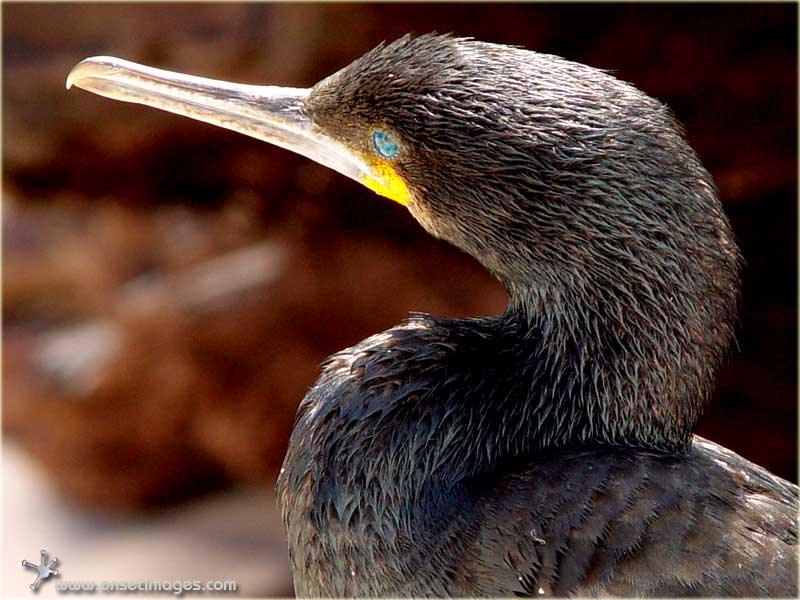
[497,270,719,454]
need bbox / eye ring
[372,129,399,159]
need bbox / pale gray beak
[66,56,378,189]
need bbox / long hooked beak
[66,56,396,199]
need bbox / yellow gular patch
[360,159,412,207]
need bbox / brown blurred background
[3,2,797,596]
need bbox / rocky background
[3,3,797,595]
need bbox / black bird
[67,34,797,597]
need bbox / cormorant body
[280,313,797,596]
[65,33,798,597]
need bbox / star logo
[22,549,59,591]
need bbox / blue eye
[372,129,399,159]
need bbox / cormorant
[67,34,797,597]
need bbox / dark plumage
[276,34,797,597]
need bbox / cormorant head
[67,34,741,448]
[304,35,739,310]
